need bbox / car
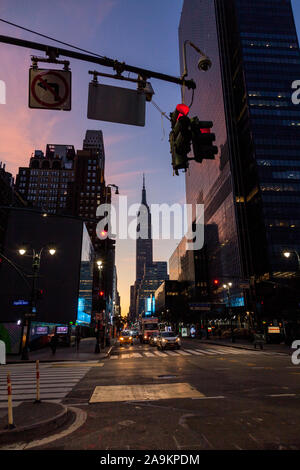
[149,332,159,346]
[156,331,181,350]
[129,330,139,339]
[118,331,133,346]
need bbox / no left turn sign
[29,68,71,110]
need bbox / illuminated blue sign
[13,300,29,306]
[227,297,245,307]
[77,297,91,325]
[145,296,155,316]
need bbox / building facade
[179,0,300,322]
[16,146,76,215]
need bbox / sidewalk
[0,401,72,447]
[189,337,292,354]
[0,337,117,447]
[5,337,116,364]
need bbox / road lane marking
[153,351,168,357]
[184,349,205,355]
[89,383,204,403]
[175,350,191,356]
[267,394,297,397]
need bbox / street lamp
[283,249,300,269]
[18,244,56,360]
[223,282,235,343]
[102,184,119,347]
[181,40,212,104]
[95,259,104,354]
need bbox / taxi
[118,330,133,346]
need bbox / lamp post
[95,259,103,354]
[223,282,235,343]
[103,184,119,347]
[18,245,56,360]
[181,40,212,104]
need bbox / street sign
[239,282,250,289]
[29,68,71,110]
[87,81,146,126]
[189,303,211,311]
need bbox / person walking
[50,334,58,355]
[75,326,81,352]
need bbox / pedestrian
[75,328,81,352]
[253,330,265,350]
[50,334,58,355]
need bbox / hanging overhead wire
[151,99,171,141]
[0,17,107,59]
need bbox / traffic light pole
[0,35,196,90]
[21,250,40,360]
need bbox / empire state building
[136,174,153,281]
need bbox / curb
[0,402,72,447]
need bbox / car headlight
[120,337,124,341]
[176,338,181,342]
[144,335,147,339]
[154,337,157,342]
[129,337,132,340]
[162,339,167,343]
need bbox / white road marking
[0,363,92,404]
[90,383,205,403]
[175,350,191,356]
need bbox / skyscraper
[16,146,76,214]
[136,175,153,281]
[130,176,169,320]
[179,0,300,320]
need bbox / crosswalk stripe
[184,349,205,355]
[109,347,286,361]
[164,350,178,356]
[175,350,191,356]
[0,363,91,403]
[153,350,168,357]
[194,349,215,355]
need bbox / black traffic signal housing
[190,118,218,163]
[169,108,192,175]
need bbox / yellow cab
[118,330,133,346]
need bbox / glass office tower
[179,0,300,320]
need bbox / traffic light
[36,289,44,300]
[212,279,220,289]
[190,118,218,163]
[169,104,192,175]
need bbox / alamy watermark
[95,196,204,251]
[0,80,6,104]
[291,340,300,365]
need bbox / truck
[139,317,159,343]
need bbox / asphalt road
[14,339,300,450]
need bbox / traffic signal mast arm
[0,34,196,90]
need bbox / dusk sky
[1,0,300,315]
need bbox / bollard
[34,360,41,403]
[5,372,15,429]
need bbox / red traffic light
[200,128,211,134]
[213,279,219,286]
[176,103,190,120]
[99,291,104,297]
